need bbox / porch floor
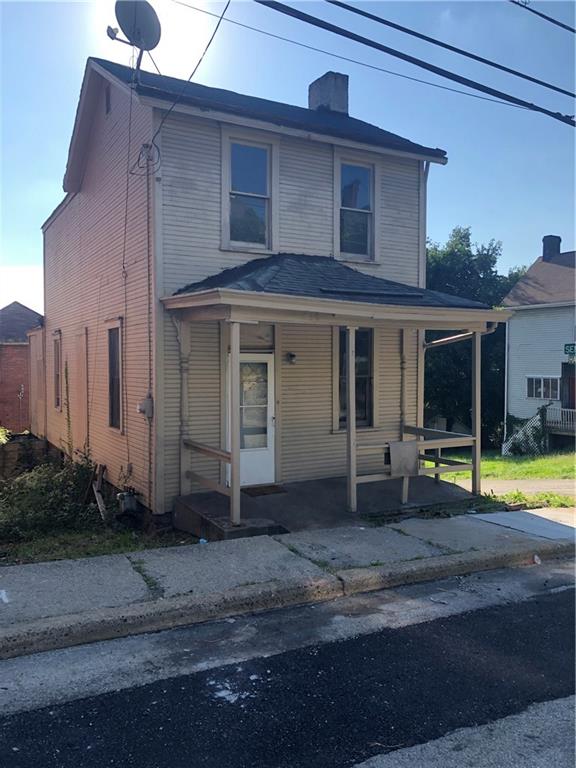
[174,476,475,540]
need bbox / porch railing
[354,425,476,504]
[183,439,231,497]
[545,407,576,432]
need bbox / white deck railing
[545,407,576,432]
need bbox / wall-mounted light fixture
[285,352,297,365]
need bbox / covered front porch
[162,254,509,537]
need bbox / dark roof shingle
[92,58,446,160]
[174,253,489,310]
[0,302,43,343]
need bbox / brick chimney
[542,235,562,262]
[308,72,349,114]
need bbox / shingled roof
[0,302,43,343]
[174,254,489,310]
[503,250,575,307]
[92,58,446,161]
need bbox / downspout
[416,161,430,427]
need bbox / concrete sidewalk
[0,509,574,659]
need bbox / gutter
[423,322,499,350]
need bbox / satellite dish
[115,1,161,52]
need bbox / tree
[425,226,526,447]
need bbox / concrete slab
[276,526,443,569]
[390,515,544,554]
[0,555,150,626]
[134,536,336,598]
[475,509,575,541]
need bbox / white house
[503,235,575,450]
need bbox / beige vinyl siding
[158,112,422,291]
[185,321,222,492]
[157,112,423,510]
[43,80,155,504]
[280,325,417,482]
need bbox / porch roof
[163,254,510,329]
[173,254,487,310]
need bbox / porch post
[229,321,241,524]
[471,331,481,494]
[346,326,357,513]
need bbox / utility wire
[254,0,575,126]
[150,0,230,145]
[172,0,533,112]
[326,0,574,98]
[509,0,576,34]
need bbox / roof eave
[138,94,447,165]
[162,287,509,325]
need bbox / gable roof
[0,302,43,343]
[503,250,576,307]
[174,253,489,310]
[91,57,447,158]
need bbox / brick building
[0,302,43,432]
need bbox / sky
[0,0,574,313]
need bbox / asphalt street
[1,567,574,768]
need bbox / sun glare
[88,0,216,80]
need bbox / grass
[494,490,575,509]
[422,449,575,483]
[0,528,197,566]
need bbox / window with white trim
[339,162,374,259]
[229,141,270,247]
[338,328,374,427]
[526,376,559,400]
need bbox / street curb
[0,575,342,660]
[336,540,576,595]
[1,541,573,660]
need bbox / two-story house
[29,59,507,534]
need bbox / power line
[150,0,231,146]
[254,0,575,126]
[325,0,574,98]
[509,0,576,34]
[172,0,533,112]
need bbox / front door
[229,354,276,487]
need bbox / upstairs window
[229,142,270,247]
[527,376,559,400]
[108,327,121,429]
[340,163,373,259]
[339,328,374,427]
[53,336,62,409]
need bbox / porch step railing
[183,439,231,497]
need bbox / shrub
[0,458,102,542]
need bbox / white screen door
[228,353,276,487]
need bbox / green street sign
[565,343,576,355]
